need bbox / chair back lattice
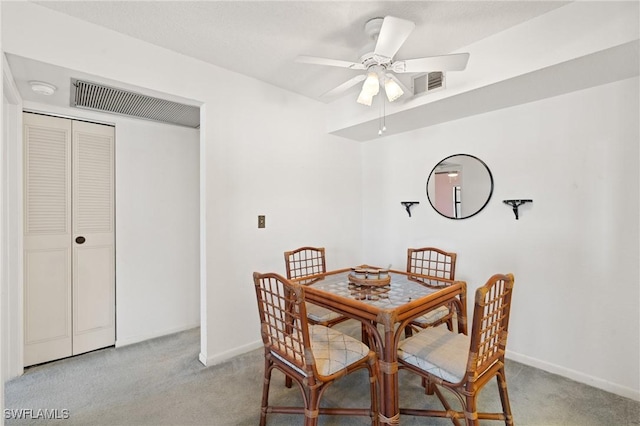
[468,273,515,378]
[407,247,457,286]
[284,247,326,285]
[253,272,312,373]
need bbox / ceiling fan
[295,16,470,106]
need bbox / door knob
[75,236,86,244]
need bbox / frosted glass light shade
[356,72,379,106]
[384,77,404,102]
[356,92,374,106]
[361,72,380,96]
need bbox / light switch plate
[258,215,265,228]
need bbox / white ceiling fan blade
[322,74,366,98]
[392,53,470,73]
[374,16,415,60]
[295,55,366,70]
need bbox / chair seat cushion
[397,325,469,383]
[309,325,370,377]
[306,302,343,323]
[411,305,450,326]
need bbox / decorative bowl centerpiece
[348,267,391,287]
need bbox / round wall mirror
[426,154,493,219]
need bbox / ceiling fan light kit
[384,77,404,102]
[362,71,380,95]
[356,90,374,106]
[356,69,381,106]
[295,15,470,109]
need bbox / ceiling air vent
[412,72,445,96]
[71,79,199,128]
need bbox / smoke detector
[29,81,57,96]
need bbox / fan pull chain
[378,95,387,136]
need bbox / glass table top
[309,271,444,310]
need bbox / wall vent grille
[412,71,445,96]
[428,72,444,91]
[71,79,199,128]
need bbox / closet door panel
[72,120,115,355]
[23,113,72,366]
[23,114,116,365]
[24,248,71,364]
[73,244,114,353]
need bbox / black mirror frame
[426,154,494,220]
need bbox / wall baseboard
[506,349,640,401]
[115,323,200,348]
[199,339,263,367]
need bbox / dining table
[299,267,467,426]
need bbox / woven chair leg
[464,394,479,426]
[496,368,514,426]
[367,359,379,426]
[422,377,436,395]
[421,375,436,395]
[445,317,454,331]
[305,388,320,426]
[285,376,293,388]
[260,360,273,426]
[361,322,369,344]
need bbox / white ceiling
[29,1,570,104]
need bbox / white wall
[361,77,640,400]
[1,5,5,421]
[1,2,363,368]
[1,57,23,384]
[114,118,200,345]
[199,65,364,364]
[16,101,201,348]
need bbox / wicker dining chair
[406,247,461,333]
[397,273,516,426]
[252,272,379,426]
[284,247,349,328]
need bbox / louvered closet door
[23,114,115,366]
[23,113,73,366]
[71,120,115,356]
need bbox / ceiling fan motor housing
[364,17,384,39]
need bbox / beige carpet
[4,324,639,425]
